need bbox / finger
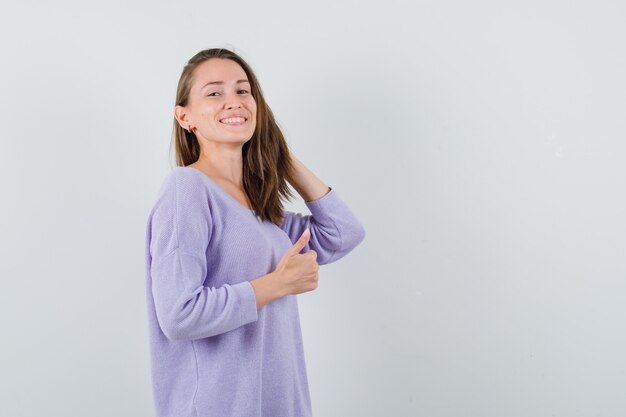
[290,228,311,254]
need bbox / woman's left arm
[280,150,366,265]
[287,151,331,202]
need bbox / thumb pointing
[291,228,311,253]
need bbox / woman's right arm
[149,170,259,341]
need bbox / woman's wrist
[249,272,288,309]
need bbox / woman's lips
[220,117,247,126]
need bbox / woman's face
[178,58,257,145]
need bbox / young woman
[144,48,366,417]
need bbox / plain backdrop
[1,1,625,416]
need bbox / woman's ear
[174,105,190,130]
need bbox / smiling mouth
[219,117,248,125]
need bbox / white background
[1,1,625,416]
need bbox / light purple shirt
[144,166,365,417]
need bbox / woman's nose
[225,94,243,109]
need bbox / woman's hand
[273,228,319,295]
[250,228,318,309]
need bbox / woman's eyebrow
[201,79,250,90]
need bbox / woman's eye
[207,91,247,97]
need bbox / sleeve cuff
[304,187,342,222]
[232,280,259,324]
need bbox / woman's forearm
[249,272,288,309]
[288,152,331,202]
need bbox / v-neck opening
[182,166,257,215]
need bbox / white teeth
[220,117,246,124]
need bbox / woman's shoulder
[158,166,209,194]
[164,165,201,182]
[152,167,214,213]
